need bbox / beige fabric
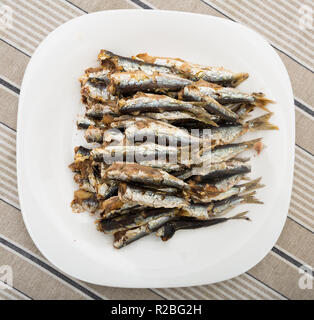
[0,0,313,300]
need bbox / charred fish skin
[178,160,251,181]
[113,214,175,249]
[104,162,189,190]
[157,211,250,241]
[181,85,239,122]
[98,49,175,75]
[119,93,217,126]
[118,184,189,209]
[77,116,96,129]
[98,207,176,234]
[135,53,248,87]
[110,71,192,95]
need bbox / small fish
[113,214,175,249]
[99,196,140,220]
[180,191,262,220]
[98,207,176,234]
[73,146,91,162]
[84,126,104,144]
[85,102,118,120]
[210,191,263,217]
[81,80,115,103]
[176,160,251,180]
[119,93,218,126]
[179,84,239,121]
[97,181,118,200]
[118,183,189,209]
[98,50,175,75]
[135,53,248,87]
[77,116,96,129]
[71,189,100,214]
[156,211,250,241]
[109,71,192,95]
[189,81,273,109]
[204,113,277,148]
[90,143,179,163]
[80,67,112,85]
[104,162,189,190]
[190,173,245,194]
[115,116,208,146]
[198,138,263,164]
[207,177,264,202]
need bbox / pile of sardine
[69,50,278,249]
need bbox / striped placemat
[0,0,313,300]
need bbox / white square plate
[17,10,294,287]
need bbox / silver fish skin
[104,162,189,190]
[77,116,96,129]
[135,53,248,87]
[110,71,192,94]
[99,196,139,220]
[84,126,104,144]
[180,191,261,220]
[99,207,176,234]
[207,177,264,202]
[119,93,217,126]
[198,138,262,164]
[119,116,204,146]
[113,214,175,249]
[90,143,179,163]
[118,184,189,209]
[85,68,111,85]
[181,85,239,121]
[85,103,118,119]
[81,80,115,103]
[176,160,251,180]
[98,50,174,75]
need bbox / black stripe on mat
[64,0,88,13]
[200,0,314,74]
[0,78,20,95]
[0,236,103,300]
[271,247,314,277]
[0,279,33,300]
[246,273,289,300]
[295,99,314,117]
[0,39,31,58]
[129,0,152,9]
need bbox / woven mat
[0,0,313,300]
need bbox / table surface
[0,0,313,300]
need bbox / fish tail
[229,211,251,221]
[253,93,274,110]
[240,177,265,193]
[231,73,249,87]
[247,113,279,131]
[242,191,264,204]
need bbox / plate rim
[16,9,295,288]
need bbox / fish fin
[241,138,263,149]
[242,191,264,204]
[247,112,279,131]
[231,73,249,87]
[230,211,251,221]
[239,177,265,193]
[253,93,274,110]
